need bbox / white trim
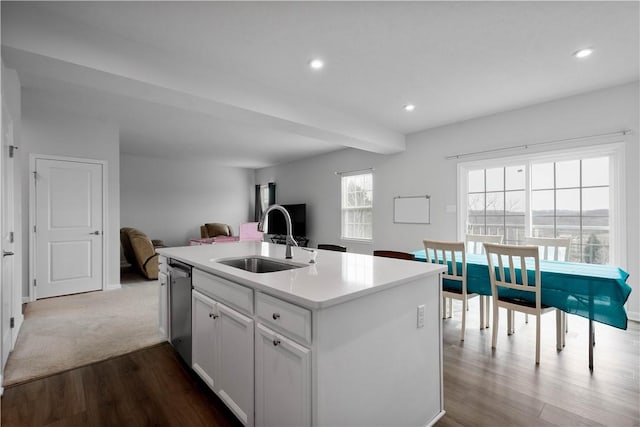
[11,313,23,348]
[29,154,109,300]
[457,142,625,265]
[340,171,374,241]
[105,283,122,291]
[340,237,374,245]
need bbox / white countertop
[157,242,445,309]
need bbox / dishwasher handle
[171,268,191,279]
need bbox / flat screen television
[267,204,306,237]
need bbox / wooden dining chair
[372,250,415,260]
[465,234,503,255]
[524,237,571,262]
[524,236,571,340]
[423,240,484,340]
[464,234,503,325]
[483,242,564,364]
[317,244,347,252]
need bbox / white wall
[257,82,640,321]
[20,89,120,295]
[120,153,254,247]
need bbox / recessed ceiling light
[573,47,594,59]
[309,59,324,70]
[404,104,416,112]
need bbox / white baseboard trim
[627,311,639,323]
[105,283,122,291]
[22,296,31,304]
[11,313,24,348]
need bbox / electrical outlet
[417,304,425,328]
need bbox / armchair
[200,223,233,239]
[120,227,163,280]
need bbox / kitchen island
[157,241,446,427]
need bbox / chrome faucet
[257,204,298,259]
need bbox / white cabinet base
[313,275,443,427]
[192,289,254,426]
[255,323,311,427]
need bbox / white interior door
[1,103,16,370]
[34,158,103,299]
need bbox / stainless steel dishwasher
[168,259,192,365]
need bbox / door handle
[3,251,14,257]
[90,231,101,235]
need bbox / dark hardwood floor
[1,343,243,427]
[2,302,638,426]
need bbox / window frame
[457,143,626,265]
[340,171,374,242]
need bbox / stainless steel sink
[217,256,305,273]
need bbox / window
[459,145,623,265]
[467,165,526,244]
[254,182,275,222]
[341,173,373,240]
[531,157,610,264]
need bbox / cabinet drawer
[193,268,253,315]
[256,292,311,345]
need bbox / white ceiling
[2,1,639,168]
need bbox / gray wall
[256,82,640,321]
[20,88,121,294]
[120,153,255,247]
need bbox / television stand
[269,235,309,248]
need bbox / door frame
[29,154,108,301]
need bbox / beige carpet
[2,279,164,386]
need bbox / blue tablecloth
[412,250,631,330]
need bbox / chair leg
[485,296,490,329]
[461,297,467,341]
[442,296,446,319]
[525,313,529,324]
[507,309,513,335]
[492,300,499,349]
[479,297,485,329]
[555,310,563,351]
[535,314,541,364]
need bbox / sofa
[120,227,164,280]
[200,223,233,239]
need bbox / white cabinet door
[217,303,254,427]
[255,323,311,427]
[192,290,217,389]
[158,272,169,339]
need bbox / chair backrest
[239,222,263,241]
[523,237,571,261]
[373,250,415,260]
[465,234,503,254]
[201,223,233,238]
[422,240,466,285]
[317,244,347,252]
[120,227,159,279]
[483,242,541,305]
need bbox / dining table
[412,249,632,371]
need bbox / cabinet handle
[209,313,219,319]
[272,313,280,320]
[272,339,281,346]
